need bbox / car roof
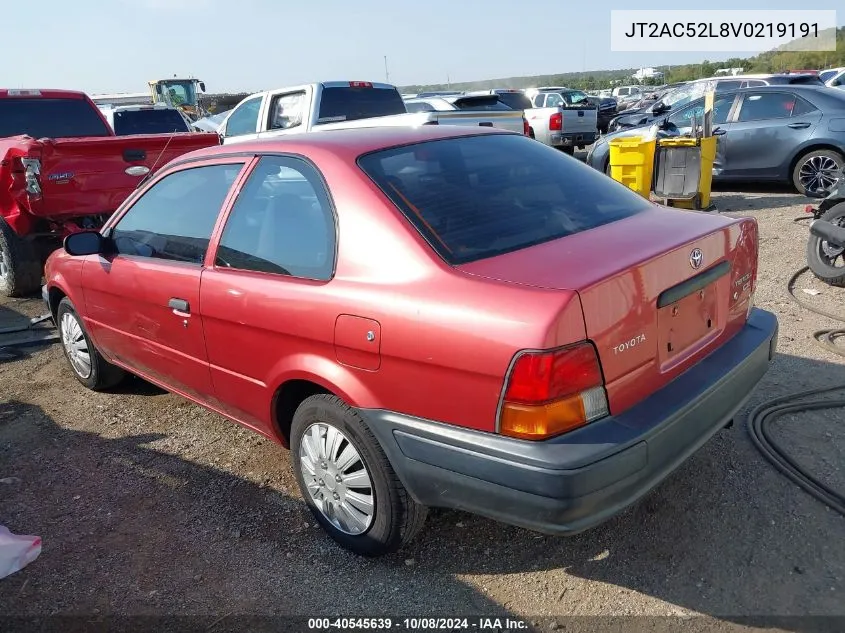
[0,88,87,99]
[174,125,515,164]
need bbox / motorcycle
[806,169,845,287]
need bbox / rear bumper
[551,131,597,147]
[363,308,778,535]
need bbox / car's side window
[110,163,243,264]
[791,96,818,116]
[737,92,797,122]
[268,92,306,130]
[225,96,262,137]
[667,95,733,126]
[215,156,336,281]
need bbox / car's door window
[743,80,768,87]
[667,94,733,127]
[215,156,336,280]
[224,96,262,137]
[737,92,798,122]
[110,163,243,264]
[268,92,306,130]
[715,80,742,91]
[790,96,818,116]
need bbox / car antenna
[136,130,177,189]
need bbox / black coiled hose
[746,266,845,517]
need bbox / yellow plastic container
[655,136,717,209]
[608,136,657,199]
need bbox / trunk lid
[2,132,219,224]
[457,206,757,415]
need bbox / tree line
[400,27,844,93]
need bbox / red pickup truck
[0,88,220,297]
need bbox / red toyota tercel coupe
[43,126,778,556]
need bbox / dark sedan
[586,85,845,196]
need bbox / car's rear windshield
[494,92,533,110]
[0,97,111,138]
[452,96,513,111]
[358,134,650,265]
[112,109,190,135]
[316,87,407,124]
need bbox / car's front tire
[290,394,428,557]
[57,297,125,390]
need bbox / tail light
[16,157,42,197]
[549,112,562,131]
[498,342,609,441]
[523,117,530,136]
[730,219,758,321]
[349,81,373,88]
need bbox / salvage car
[607,73,824,133]
[0,89,220,297]
[588,85,845,196]
[43,126,778,556]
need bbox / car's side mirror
[713,127,726,136]
[199,82,206,92]
[652,102,667,115]
[64,231,106,257]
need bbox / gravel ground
[1,185,844,631]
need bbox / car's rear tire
[290,394,428,557]
[57,297,125,390]
[0,218,42,298]
[806,202,845,287]
[792,149,844,197]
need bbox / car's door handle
[478,122,493,127]
[168,298,190,314]
[788,122,811,129]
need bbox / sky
[2,0,842,94]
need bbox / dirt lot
[1,185,844,631]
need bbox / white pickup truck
[218,81,529,145]
[402,94,527,135]
[523,87,598,154]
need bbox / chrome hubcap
[60,312,92,379]
[799,156,841,195]
[299,423,375,535]
[0,247,9,283]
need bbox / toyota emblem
[689,248,703,269]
